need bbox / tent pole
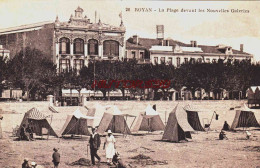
[130,116,136,129]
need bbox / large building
[126,29,253,66]
[0,7,126,72]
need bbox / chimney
[133,35,139,44]
[194,41,197,47]
[190,40,194,47]
[240,44,244,52]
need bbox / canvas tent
[184,104,205,131]
[85,107,96,127]
[16,108,58,137]
[162,105,194,142]
[247,86,260,106]
[132,104,165,132]
[96,105,133,135]
[60,108,94,136]
[231,104,260,130]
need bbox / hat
[31,162,36,166]
[53,148,58,152]
[107,130,112,134]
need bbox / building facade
[126,35,253,66]
[0,7,126,72]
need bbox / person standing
[52,148,60,168]
[89,127,101,165]
[103,130,116,166]
[22,159,30,168]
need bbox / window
[190,58,195,64]
[176,57,180,67]
[59,59,70,72]
[168,58,172,65]
[59,37,70,54]
[88,39,98,55]
[154,57,158,64]
[184,58,188,64]
[131,51,136,59]
[103,40,119,57]
[74,59,84,71]
[140,51,144,59]
[125,51,127,58]
[74,38,84,54]
[161,57,165,63]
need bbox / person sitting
[222,121,230,131]
[219,130,228,140]
[22,159,31,168]
[246,131,251,140]
[26,123,34,141]
[20,124,29,141]
[112,152,127,168]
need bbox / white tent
[60,108,95,137]
[132,104,165,132]
[96,105,133,135]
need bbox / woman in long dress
[103,130,116,165]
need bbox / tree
[0,56,8,95]
[7,47,56,100]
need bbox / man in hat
[89,127,101,165]
[52,148,60,168]
[219,130,228,140]
[22,159,31,168]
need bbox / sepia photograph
[0,0,259,167]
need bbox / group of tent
[15,104,165,139]
[15,103,260,142]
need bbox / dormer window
[225,47,233,55]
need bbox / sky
[0,0,259,61]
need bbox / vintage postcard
[0,0,259,168]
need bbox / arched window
[88,39,98,55]
[190,58,196,64]
[59,37,70,54]
[103,40,119,57]
[74,38,84,54]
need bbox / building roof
[0,21,53,35]
[198,45,251,55]
[126,37,188,50]
[126,37,252,56]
